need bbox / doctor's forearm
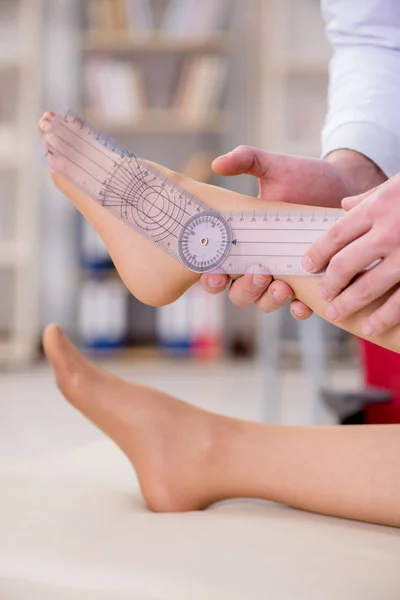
[325,150,387,200]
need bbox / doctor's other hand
[303,174,400,336]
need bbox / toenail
[39,112,56,134]
[39,118,51,133]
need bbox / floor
[0,352,362,466]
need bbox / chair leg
[257,309,284,423]
[298,315,327,425]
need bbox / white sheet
[1,441,399,599]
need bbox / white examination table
[1,441,399,599]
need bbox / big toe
[42,324,135,447]
[43,324,101,408]
[39,111,56,134]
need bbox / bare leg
[40,112,400,352]
[43,324,400,527]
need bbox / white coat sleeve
[321,0,400,177]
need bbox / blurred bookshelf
[83,107,233,134]
[42,0,343,363]
[258,0,348,351]
[83,30,232,52]
[0,0,42,366]
[74,0,246,360]
[259,0,331,158]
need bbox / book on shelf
[125,0,154,36]
[85,0,112,30]
[84,58,146,123]
[156,284,224,360]
[0,1,19,61]
[0,125,16,160]
[78,277,129,350]
[180,151,215,184]
[114,0,129,30]
[85,0,154,35]
[189,283,224,360]
[85,0,229,37]
[174,55,228,122]
[162,0,229,36]
[81,219,113,270]
[156,293,191,354]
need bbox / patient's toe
[39,111,56,134]
[42,324,97,407]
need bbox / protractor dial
[178,211,232,273]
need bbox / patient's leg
[40,112,400,353]
[44,324,400,527]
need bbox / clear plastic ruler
[44,111,344,276]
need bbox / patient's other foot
[43,324,241,512]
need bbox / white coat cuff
[322,121,400,178]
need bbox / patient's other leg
[44,324,400,527]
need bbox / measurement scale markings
[229,227,328,232]
[57,117,197,222]
[55,120,182,220]
[56,118,334,233]
[64,111,134,157]
[50,128,133,196]
[235,241,315,245]
[143,175,178,227]
[58,117,136,166]
[47,142,184,241]
[229,254,306,258]
[57,119,138,191]
[48,112,347,275]
[112,169,185,237]
[111,168,193,222]
[49,126,197,239]
[59,136,150,205]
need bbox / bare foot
[39,111,296,306]
[43,324,239,512]
[40,112,400,354]
[40,112,198,306]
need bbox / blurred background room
[0,0,377,463]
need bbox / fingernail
[362,322,375,337]
[293,309,305,318]
[326,305,337,321]
[272,289,290,303]
[319,286,330,301]
[253,274,269,287]
[302,256,314,272]
[208,275,224,288]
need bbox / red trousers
[360,340,400,424]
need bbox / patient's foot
[43,324,240,512]
[39,112,282,306]
[40,112,197,306]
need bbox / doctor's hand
[303,173,400,337]
[200,146,384,320]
